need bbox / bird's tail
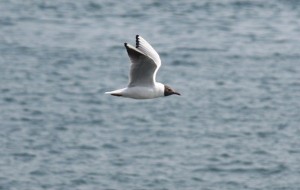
[105,89,124,97]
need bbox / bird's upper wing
[136,35,161,69]
[125,43,157,87]
[125,36,161,87]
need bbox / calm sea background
[1,0,300,190]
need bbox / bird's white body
[105,35,180,99]
[105,82,164,99]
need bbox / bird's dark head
[164,85,180,96]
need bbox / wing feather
[136,35,161,69]
[124,43,157,87]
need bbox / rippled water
[1,0,300,189]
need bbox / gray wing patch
[124,43,157,87]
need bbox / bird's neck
[154,82,165,96]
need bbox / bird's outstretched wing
[136,35,161,68]
[124,35,161,87]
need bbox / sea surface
[1,0,300,190]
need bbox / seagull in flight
[105,35,180,99]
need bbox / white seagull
[105,35,180,99]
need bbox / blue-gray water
[1,0,300,190]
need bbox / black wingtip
[136,35,140,48]
[124,42,127,47]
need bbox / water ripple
[1,0,300,189]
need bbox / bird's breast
[122,86,164,99]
